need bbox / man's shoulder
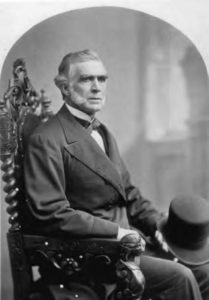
[32,113,61,138]
[27,104,77,146]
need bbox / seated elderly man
[23,49,208,299]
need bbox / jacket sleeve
[120,158,162,237]
[24,133,119,238]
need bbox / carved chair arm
[23,234,145,300]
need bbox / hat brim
[158,218,209,266]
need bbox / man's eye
[80,77,92,82]
[98,76,108,82]
[79,76,108,83]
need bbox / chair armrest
[23,233,145,300]
[23,234,120,255]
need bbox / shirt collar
[65,103,93,123]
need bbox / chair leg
[7,231,33,300]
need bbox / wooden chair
[0,59,146,300]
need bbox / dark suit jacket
[23,104,161,238]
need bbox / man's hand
[117,228,140,240]
[154,230,169,252]
[127,187,140,201]
[117,228,146,251]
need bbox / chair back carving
[1,58,53,230]
[0,59,53,300]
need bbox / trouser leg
[190,263,209,300]
[140,255,202,300]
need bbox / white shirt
[65,104,106,153]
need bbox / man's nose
[91,78,100,91]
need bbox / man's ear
[61,84,70,97]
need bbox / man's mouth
[88,97,102,101]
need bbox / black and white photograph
[1,1,209,299]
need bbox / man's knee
[174,263,197,284]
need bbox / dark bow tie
[75,117,101,133]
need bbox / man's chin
[85,104,103,115]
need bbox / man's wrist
[117,227,138,240]
[117,227,123,240]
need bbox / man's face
[66,60,108,116]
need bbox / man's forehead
[69,60,107,77]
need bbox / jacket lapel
[57,105,126,199]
